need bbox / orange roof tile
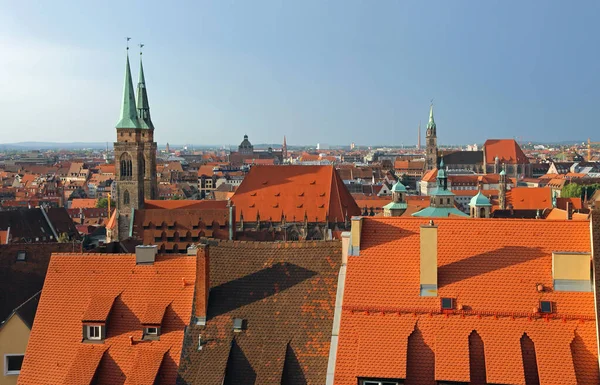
[422,168,438,182]
[484,139,529,164]
[123,346,169,385]
[19,253,196,384]
[140,302,167,325]
[63,345,108,384]
[82,294,117,322]
[144,199,228,210]
[335,217,597,384]
[231,165,360,223]
[557,197,583,210]
[506,187,553,210]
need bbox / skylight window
[539,301,553,314]
[360,379,403,385]
[16,251,26,261]
[441,298,454,310]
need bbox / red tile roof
[231,165,360,223]
[484,139,529,164]
[144,199,228,210]
[19,253,196,384]
[70,198,98,209]
[421,168,437,182]
[335,217,597,384]
[506,187,553,210]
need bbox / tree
[96,197,115,208]
[561,183,582,198]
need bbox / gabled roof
[506,187,553,210]
[231,165,360,222]
[335,217,597,384]
[177,240,341,384]
[70,198,98,209]
[144,199,227,210]
[19,253,196,384]
[484,139,529,164]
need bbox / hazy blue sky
[0,0,598,146]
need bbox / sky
[0,0,598,147]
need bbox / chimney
[135,245,157,265]
[191,243,210,325]
[566,201,572,220]
[341,231,351,264]
[349,217,363,256]
[420,221,438,297]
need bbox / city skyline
[1,1,599,146]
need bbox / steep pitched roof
[144,200,227,210]
[70,198,98,209]
[19,253,196,384]
[177,240,341,384]
[0,242,81,323]
[484,139,529,164]
[335,217,597,385]
[231,165,360,223]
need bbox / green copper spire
[136,47,154,130]
[115,52,141,129]
[427,103,436,131]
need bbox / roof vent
[135,245,157,265]
[233,318,245,332]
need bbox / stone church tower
[114,49,157,240]
[425,104,438,171]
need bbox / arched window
[480,207,486,218]
[123,190,130,205]
[120,153,133,180]
[289,230,300,241]
[141,156,146,178]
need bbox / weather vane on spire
[430,98,434,106]
[139,43,144,56]
[126,37,131,50]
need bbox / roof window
[143,326,161,340]
[84,325,104,342]
[539,301,553,314]
[441,298,454,310]
[16,251,26,262]
[233,318,245,332]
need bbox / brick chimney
[191,243,210,325]
[349,216,363,256]
[420,221,438,297]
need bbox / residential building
[331,217,598,384]
[177,239,341,384]
[18,247,196,384]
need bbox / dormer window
[143,326,161,340]
[540,301,553,314]
[84,324,104,341]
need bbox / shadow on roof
[223,338,256,385]
[438,246,543,288]
[207,262,317,320]
[281,342,307,385]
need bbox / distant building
[228,134,283,166]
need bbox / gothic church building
[114,50,158,240]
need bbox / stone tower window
[120,153,133,180]
[124,190,130,205]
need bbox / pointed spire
[427,103,436,131]
[136,44,154,130]
[116,48,141,129]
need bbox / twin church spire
[115,46,154,130]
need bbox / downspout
[129,207,135,238]
[5,226,10,244]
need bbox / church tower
[136,50,158,201]
[113,46,158,240]
[425,104,438,171]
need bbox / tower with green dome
[469,190,492,218]
[383,180,408,216]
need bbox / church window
[120,153,133,180]
[123,190,130,205]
